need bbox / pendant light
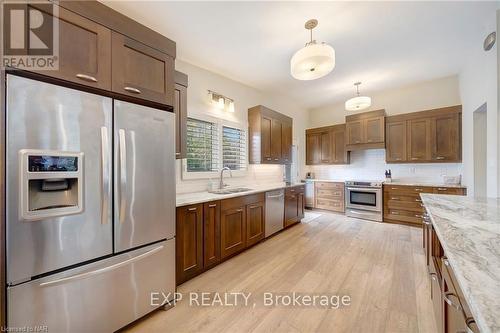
[345,82,372,111]
[290,19,335,80]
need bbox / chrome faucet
[219,167,232,189]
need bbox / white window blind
[222,126,246,171]
[186,118,219,172]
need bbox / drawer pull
[411,157,419,160]
[415,188,423,192]
[76,73,97,82]
[415,199,422,202]
[249,205,260,209]
[443,258,450,266]
[465,319,478,333]
[236,208,243,212]
[422,220,431,226]
[430,273,437,281]
[208,204,217,208]
[390,197,400,200]
[415,214,423,218]
[124,86,142,94]
[437,188,447,191]
[274,158,279,161]
[187,207,197,211]
[391,187,398,190]
[391,211,400,215]
[436,156,445,160]
[266,157,271,161]
[443,292,462,311]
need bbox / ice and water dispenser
[19,150,84,220]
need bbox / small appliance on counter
[306,172,314,179]
[385,169,392,183]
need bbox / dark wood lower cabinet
[176,204,203,285]
[246,201,265,247]
[285,185,305,227]
[203,201,220,268]
[220,206,246,259]
[422,209,479,333]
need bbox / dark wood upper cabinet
[386,121,407,162]
[385,106,462,163]
[306,124,348,165]
[112,32,174,106]
[346,120,363,145]
[306,132,321,165]
[271,119,283,162]
[431,113,460,162]
[203,201,220,269]
[345,110,386,150]
[176,204,203,285]
[248,105,293,165]
[246,201,265,247]
[408,118,431,162]
[320,131,332,163]
[32,6,112,90]
[174,71,188,159]
[281,121,292,163]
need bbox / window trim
[182,114,248,180]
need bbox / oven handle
[346,187,382,193]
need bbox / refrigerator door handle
[100,127,110,225]
[39,245,164,287]
[118,129,127,224]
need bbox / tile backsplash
[306,149,463,183]
[176,161,285,194]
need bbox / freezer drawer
[114,100,176,252]
[7,239,175,333]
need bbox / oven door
[345,187,382,212]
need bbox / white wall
[175,60,308,194]
[306,75,464,185]
[459,6,498,197]
[308,75,461,128]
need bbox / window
[183,117,247,179]
[186,118,219,172]
[222,126,246,171]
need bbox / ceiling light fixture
[345,82,371,111]
[290,19,335,81]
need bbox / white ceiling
[103,1,497,109]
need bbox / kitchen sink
[209,187,253,194]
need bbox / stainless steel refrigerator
[5,74,176,332]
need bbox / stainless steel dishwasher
[265,189,285,237]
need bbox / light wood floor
[125,212,437,333]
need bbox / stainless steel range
[345,181,383,222]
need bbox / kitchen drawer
[384,185,434,194]
[221,193,265,211]
[315,198,344,212]
[315,188,344,199]
[286,186,304,196]
[387,200,424,212]
[433,187,466,195]
[315,182,344,190]
[385,209,423,225]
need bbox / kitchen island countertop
[420,194,500,333]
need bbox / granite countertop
[176,182,304,207]
[385,181,466,188]
[303,178,466,189]
[420,194,500,333]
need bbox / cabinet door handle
[266,157,271,161]
[430,273,437,281]
[249,205,260,209]
[436,156,445,160]
[411,157,419,160]
[236,208,243,212]
[76,73,97,82]
[208,204,217,208]
[124,86,142,94]
[274,158,279,161]
[188,207,197,211]
[443,292,462,311]
[367,139,373,142]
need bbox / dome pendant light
[290,19,335,80]
[345,82,372,111]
